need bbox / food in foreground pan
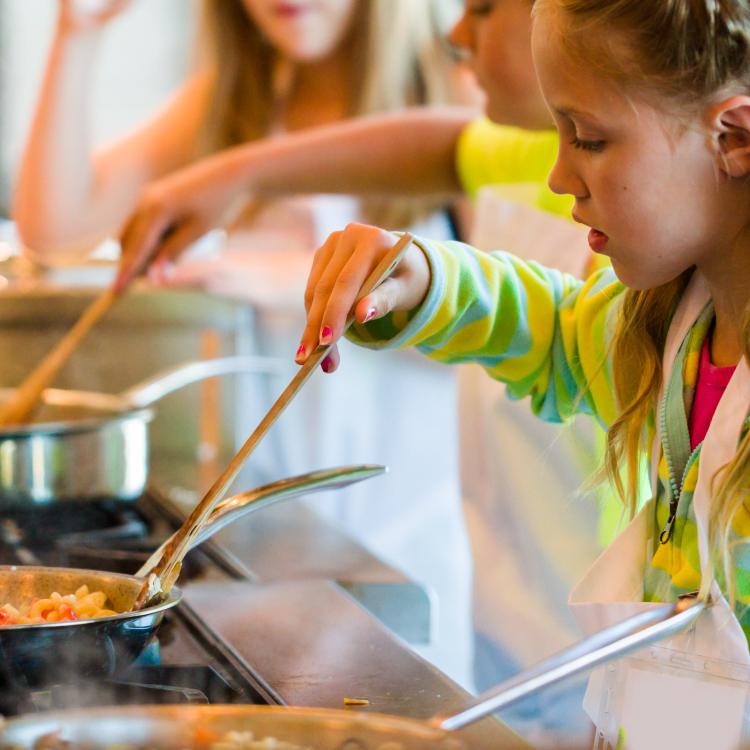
[30,731,313,750]
[8,729,407,750]
[0,586,117,626]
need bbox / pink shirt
[689,337,737,450]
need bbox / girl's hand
[114,159,244,292]
[297,224,431,374]
[58,0,133,33]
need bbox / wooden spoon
[133,232,415,610]
[0,287,120,426]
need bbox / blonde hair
[195,0,462,227]
[537,0,750,601]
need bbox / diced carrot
[58,603,78,621]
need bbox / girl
[14,0,464,260]
[298,0,750,744]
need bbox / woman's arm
[13,0,211,262]
[116,107,473,288]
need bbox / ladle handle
[434,597,705,732]
[136,464,385,577]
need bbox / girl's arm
[298,224,623,426]
[13,0,211,262]
[115,108,473,289]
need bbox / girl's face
[241,0,358,62]
[531,7,745,290]
[450,0,551,130]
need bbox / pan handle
[120,356,285,409]
[433,595,705,733]
[136,464,387,577]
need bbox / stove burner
[0,498,187,575]
[2,502,144,543]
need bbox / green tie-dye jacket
[349,237,750,646]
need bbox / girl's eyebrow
[554,106,608,131]
[555,106,602,124]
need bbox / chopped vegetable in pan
[0,586,117,626]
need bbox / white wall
[0,0,195,213]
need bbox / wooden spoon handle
[134,232,415,609]
[0,288,119,426]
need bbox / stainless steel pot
[0,356,281,508]
[0,464,384,688]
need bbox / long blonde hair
[195,0,463,227]
[537,0,750,600]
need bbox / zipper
[658,373,701,545]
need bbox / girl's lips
[587,228,609,253]
[275,2,307,17]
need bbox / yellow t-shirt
[455,118,573,218]
[455,117,621,545]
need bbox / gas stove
[0,494,523,750]
[0,492,278,717]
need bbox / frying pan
[0,464,384,688]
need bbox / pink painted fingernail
[295,343,307,361]
[320,326,333,345]
[363,306,377,323]
[321,355,334,373]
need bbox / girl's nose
[548,153,587,199]
[448,11,472,55]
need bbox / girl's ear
[709,96,750,178]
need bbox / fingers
[150,220,207,273]
[351,279,401,324]
[149,255,220,289]
[299,225,399,361]
[153,259,209,289]
[304,231,341,314]
[114,205,173,293]
[299,234,369,358]
[307,237,375,343]
[115,192,207,294]
[320,344,340,374]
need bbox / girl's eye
[570,137,606,152]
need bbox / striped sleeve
[351,237,624,426]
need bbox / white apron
[569,272,750,749]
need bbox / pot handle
[120,356,285,409]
